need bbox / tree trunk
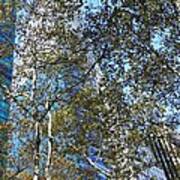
[45,102,53,180]
[33,121,41,180]
[30,68,41,180]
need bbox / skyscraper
[0,0,15,174]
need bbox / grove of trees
[0,0,179,179]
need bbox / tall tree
[7,0,90,179]
[4,0,179,179]
[79,0,179,178]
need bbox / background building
[0,0,15,174]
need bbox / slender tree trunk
[33,121,41,180]
[30,68,41,180]
[45,102,53,180]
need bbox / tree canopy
[0,0,179,179]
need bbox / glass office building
[0,0,15,120]
[0,0,15,173]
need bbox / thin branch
[8,166,29,179]
[39,47,106,122]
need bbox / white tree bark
[45,101,53,180]
[31,68,41,180]
[33,121,41,180]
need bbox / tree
[4,0,179,179]
[7,0,91,179]
[78,0,179,178]
[63,0,178,178]
[51,86,112,178]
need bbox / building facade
[0,0,15,173]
